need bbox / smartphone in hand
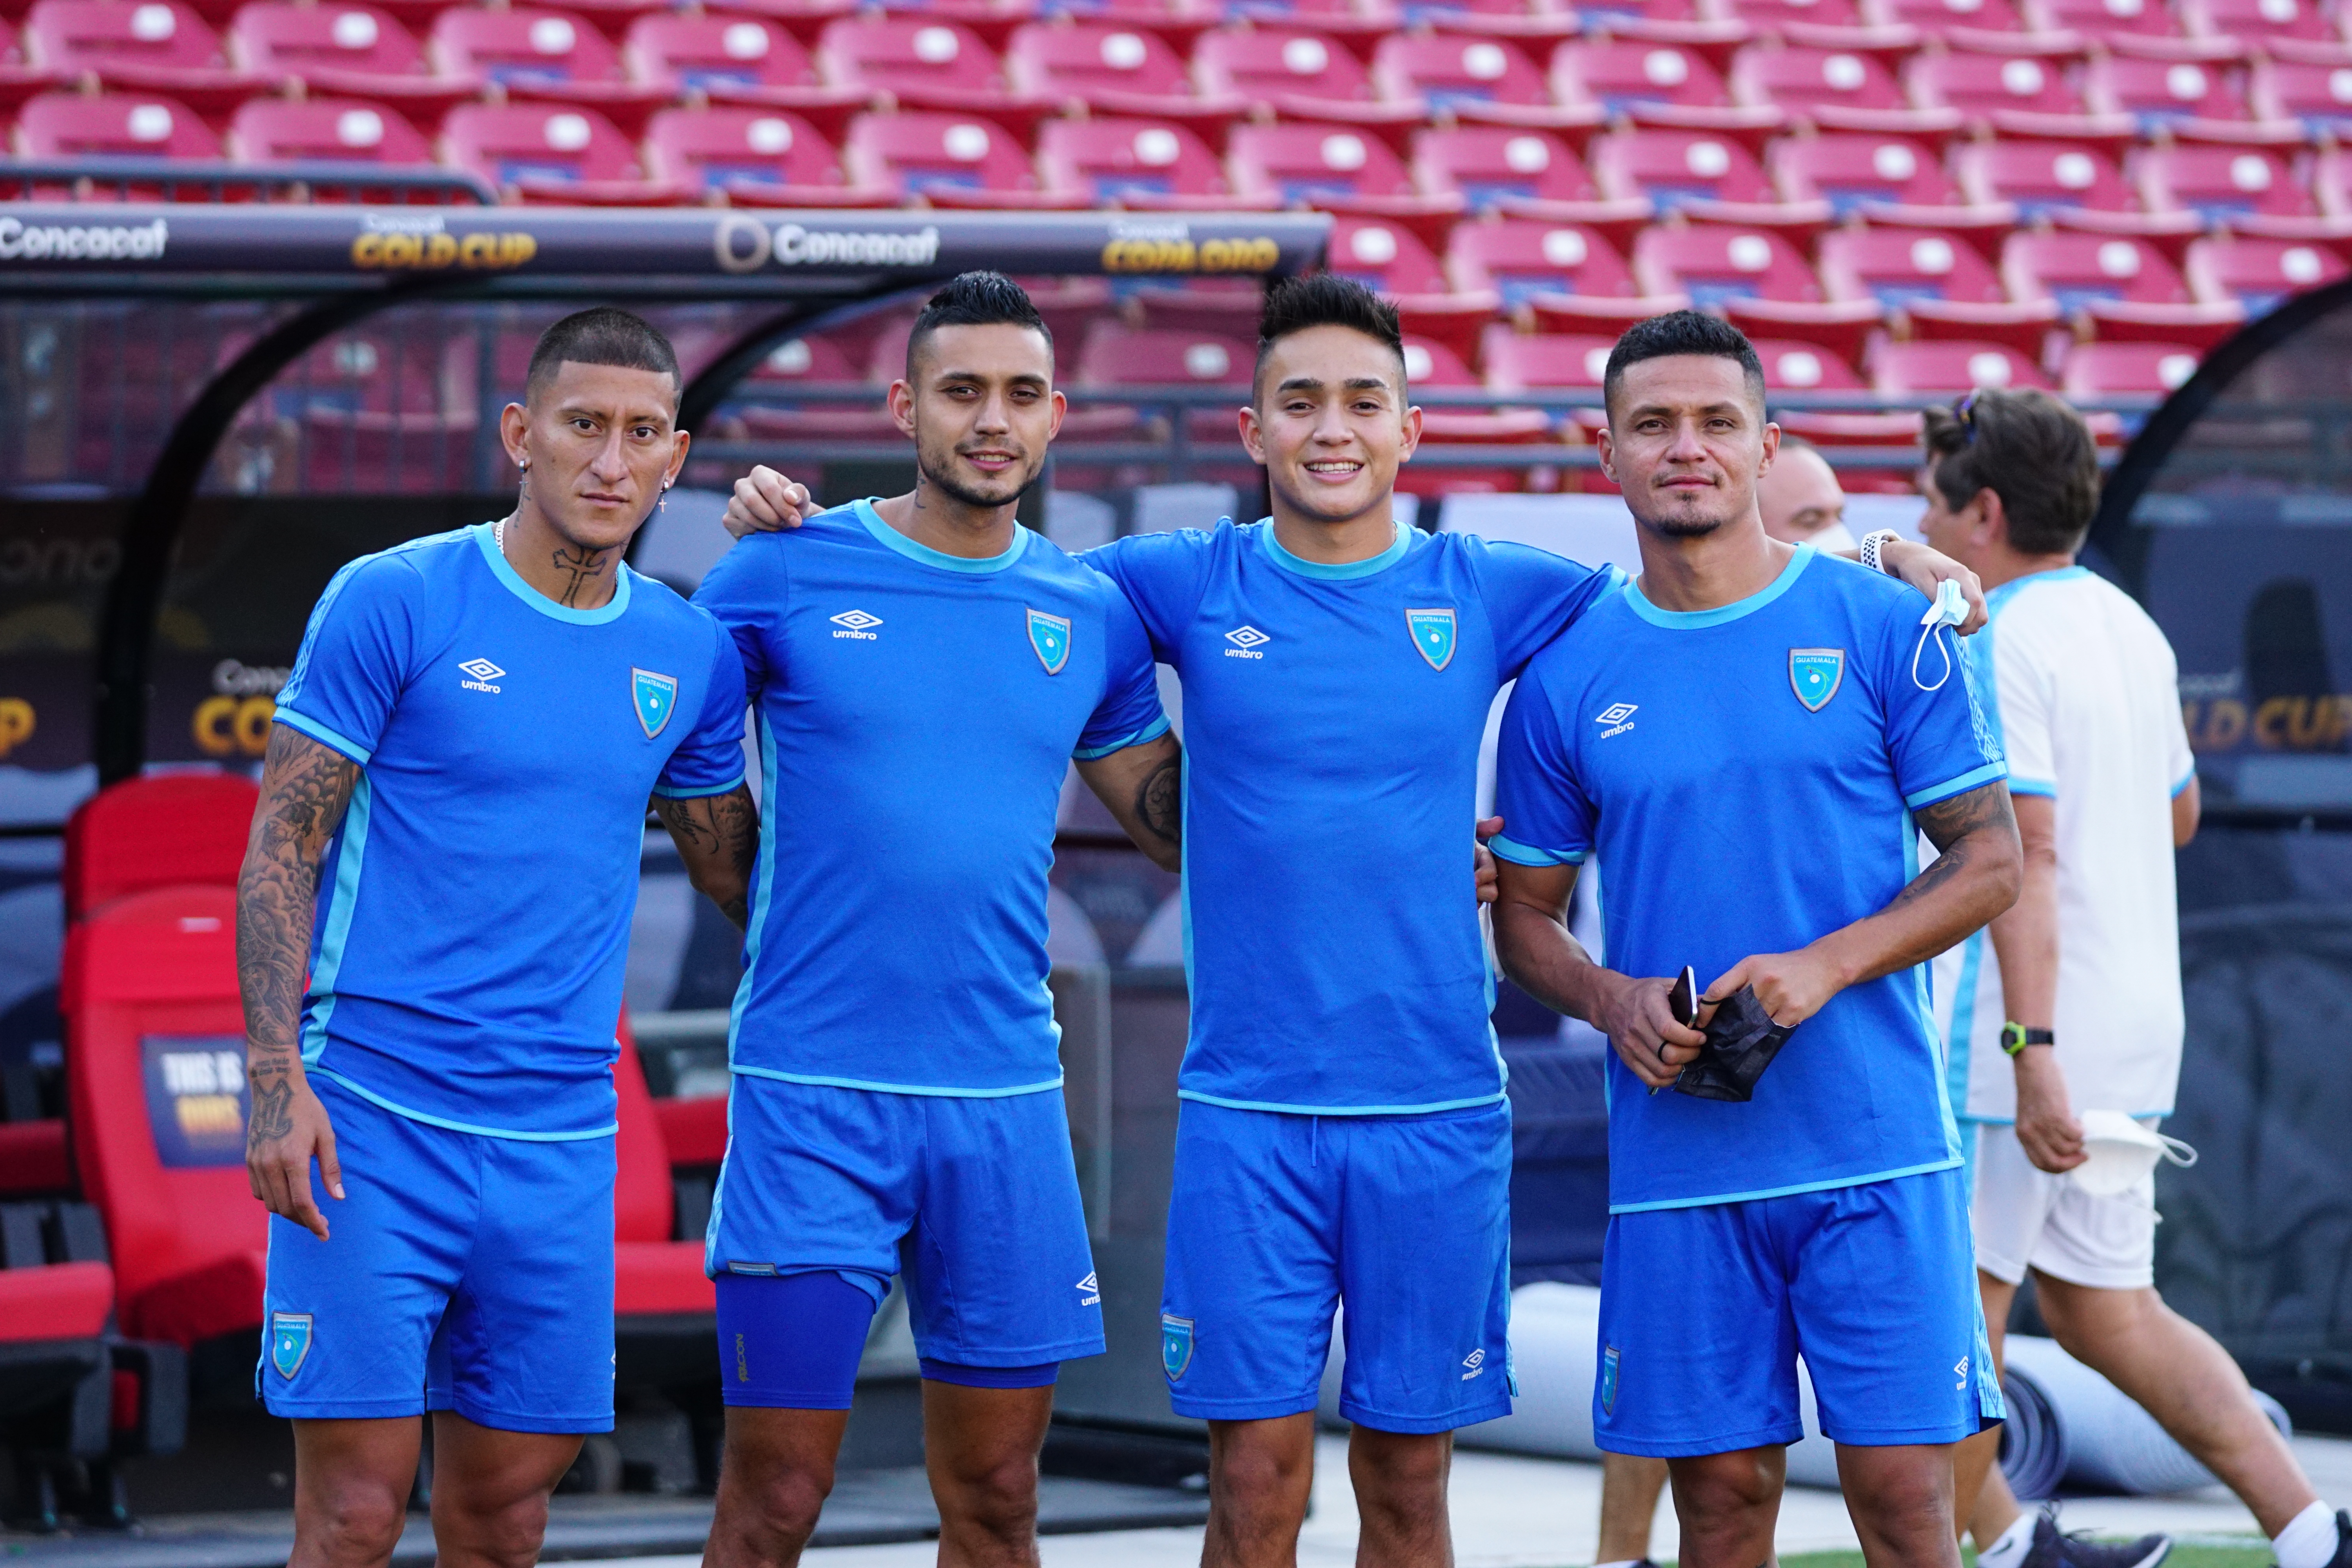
[1652,965,1699,1096]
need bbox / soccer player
[239,309,756,1568]
[1922,390,2350,1568]
[1758,436,1855,554]
[722,280,1989,1568]
[682,272,1181,1568]
[1488,310,2023,1568]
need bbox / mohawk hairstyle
[905,270,1052,377]
[1254,273,1408,399]
[1602,309,1765,419]
[524,307,681,405]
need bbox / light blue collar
[1624,542,1814,630]
[471,520,632,625]
[853,497,1030,574]
[1256,516,1412,581]
[1986,563,2090,617]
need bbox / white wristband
[1858,530,1899,575]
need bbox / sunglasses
[1952,389,1980,446]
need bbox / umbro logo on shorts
[1461,1347,1486,1381]
[1076,1271,1100,1307]
[1955,1354,1970,1390]
[459,658,504,694]
[1223,626,1269,660]
[830,610,882,641]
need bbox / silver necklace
[495,515,508,554]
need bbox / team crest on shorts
[1160,1314,1195,1381]
[1789,649,1845,713]
[1601,1345,1620,1414]
[270,1312,313,1379]
[1027,609,1072,675]
[631,668,679,739]
[1405,608,1457,672]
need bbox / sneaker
[2020,1503,2172,1568]
[2306,1508,2352,1568]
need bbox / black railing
[0,157,496,206]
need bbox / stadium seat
[440,102,688,203]
[231,4,477,122]
[2060,338,2202,394]
[2180,0,2335,44]
[64,774,258,922]
[1768,135,2010,240]
[1194,25,1425,143]
[1327,215,1499,356]
[429,8,668,135]
[1481,324,1617,389]
[228,96,434,165]
[1030,0,1225,49]
[2137,142,2307,222]
[1728,42,1945,134]
[1411,127,1648,236]
[611,1019,716,1317]
[1875,0,2031,36]
[1073,320,1252,445]
[0,20,64,110]
[1548,36,1727,115]
[1226,122,1465,246]
[623,14,870,138]
[2248,49,2352,137]
[1871,337,2054,391]
[1955,138,2134,217]
[643,105,897,203]
[15,89,220,160]
[1371,29,1597,133]
[1002,20,1246,136]
[815,16,1050,139]
[1229,0,1406,44]
[1590,126,1831,232]
[1732,0,1875,30]
[2027,0,2183,38]
[1447,216,1642,307]
[2002,229,2247,341]
[1399,0,1581,44]
[1037,114,1267,205]
[875,0,1046,51]
[21,0,264,114]
[2184,233,2348,309]
[1818,224,2060,350]
[843,108,1080,205]
[1750,337,1867,388]
[1906,44,2088,122]
[1629,221,1821,305]
[2084,44,2251,129]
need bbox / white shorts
[1970,1121,2158,1290]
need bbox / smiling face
[1241,323,1422,525]
[1599,353,1776,540]
[505,359,688,552]
[893,321,1063,510]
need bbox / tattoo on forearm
[551,543,615,608]
[1891,782,2016,914]
[237,727,357,1150]
[656,784,760,931]
[1135,755,1181,849]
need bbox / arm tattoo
[1134,753,1181,851]
[238,726,358,1150]
[655,784,760,931]
[551,543,615,608]
[1891,782,2015,913]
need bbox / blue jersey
[691,500,1167,1096]
[1491,545,2008,1211]
[272,523,749,1139]
[1089,519,1616,1114]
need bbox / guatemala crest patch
[1160,1314,1195,1381]
[270,1312,313,1379]
[1027,608,1072,675]
[631,668,679,739]
[1601,1344,1620,1414]
[1789,648,1845,713]
[1405,607,1457,671]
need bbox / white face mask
[2071,1109,2197,1198]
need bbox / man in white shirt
[1922,390,2348,1568]
[1757,437,1856,554]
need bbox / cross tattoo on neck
[552,543,612,607]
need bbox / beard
[1641,510,1729,539]
[918,439,1042,510]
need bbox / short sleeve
[690,532,784,704]
[1489,661,1596,867]
[1467,538,1623,677]
[1084,528,1215,661]
[272,552,420,765]
[1880,601,2009,812]
[2161,640,2195,797]
[1987,622,2056,799]
[654,613,750,799]
[1074,581,1172,760]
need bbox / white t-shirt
[1931,566,2196,1123]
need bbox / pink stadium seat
[624,14,869,137]
[440,101,687,202]
[2137,142,2307,221]
[16,89,220,157]
[2084,45,2250,127]
[1591,127,1831,232]
[815,16,1049,138]
[843,108,1080,204]
[1769,135,2003,228]
[1481,325,1617,388]
[1073,319,1252,445]
[2183,233,2348,308]
[1874,0,2031,36]
[1003,20,1245,135]
[2027,0,2183,36]
[2248,49,2352,135]
[2060,339,2202,393]
[229,3,472,119]
[1750,337,1867,388]
[1729,43,1920,126]
[1550,37,1727,114]
[1956,138,2134,216]
[642,105,897,202]
[64,774,258,922]
[1735,0,1875,29]
[1819,225,2007,307]
[1226,122,1466,244]
[22,0,263,113]
[1232,0,1405,45]
[228,95,432,164]
[430,9,667,135]
[1412,126,1634,222]
[1906,45,2087,120]
[875,0,1044,51]
[1632,221,1825,302]
[1399,0,1582,44]
[0,20,65,111]
[1038,114,1267,205]
[2310,146,2352,216]
[1195,25,1425,141]
[1328,214,1499,356]
[1871,338,2054,391]
[1371,30,1548,114]
[2002,228,2247,341]
[2180,0,2334,44]
[1446,216,1644,308]
[1029,0,1226,49]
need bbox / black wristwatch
[2000,1022,2054,1056]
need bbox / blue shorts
[261,1077,616,1433]
[1160,1099,1514,1435]
[706,1075,1105,1367]
[1595,1166,2004,1457]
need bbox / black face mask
[1674,985,1796,1103]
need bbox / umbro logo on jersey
[830,610,881,641]
[1076,1271,1100,1306]
[1461,1347,1486,1381]
[1596,702,1636,739]
[459,658,504,693]
[1224,625,1269,660]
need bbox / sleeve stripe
[272,708,372,766]
[651,772,748,801]
[1903,760,2010,811]
[1072,713,1172,761]
[2171,768,2196,799]
[1486,833,1586,867]
[2007,778,2056,799]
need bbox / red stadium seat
[624,14,869,138]
[1412,127,1648,235]
[16,89,220,158]
[1817,223,2060,349]
[1729,42,1931,131]
[1549,37,1728,114]
[1733,0,1875,29]
[64,774,257,922]
[1750,337,1867,387]
[2060,339,2201,393]
[0,1261,113,1343]
[1875,0,2031,36]
[1590,126,1828,232]
[2183,233,2348,308]
[440,102,688,203]
[1906,44,2086,120]
[228,96,433,164]
[1226,122,1466,245]
[430,8,667,135]
[611,1018,715,1316]
[1038,114,1267,206]
[2248,49,2352,136]
[1871,337,2054,392]
[874,0,1044,51]
[21,0,263,113]
[0,20,65,111]
[2002,229,2247,341]
[228,3,472,120]
[642,105,897,203]
[1027,0,1225,49]
[1399,0,1580,44]
[1372,30,1575,125]
[1073,319,1252,445]
[1481,325,1617,388]
[1447,216,1642,306]
[2137,142,2307,222]
[2027,0,2183,37]
[1768,135,2009,237]
[1956,138,2133,216]
[815,16,1049,139]
[2084,45,2250,128]
[1003,20,1245,136]
[843,108,1079,205]
[1194,25,1425,143]
[1328,214,1499,356]
[1632,221,1822,304]
[2180,0,2335,44]
[1401,328,1557,497]
[1230,0,1405,44]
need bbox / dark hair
[906,270,1051,377]
[1602,310,1765,417]
[525,307,680,404]
[1920,389,2099,555]
[1255,273,1407,397]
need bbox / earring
[519,457,530,472]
